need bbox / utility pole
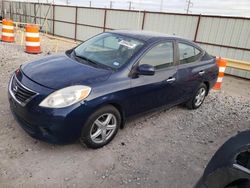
[66,0,70,5]
[128,1,132,10]
[110,1,113,9]
[160,0,164,11]
[186,0,193,14]
[89,1,92,7]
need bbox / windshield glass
[74,33,144,69]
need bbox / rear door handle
[166,77,176,82]
[199,70,205,76]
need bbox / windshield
[74,33,144,69]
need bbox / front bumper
[8,74,92,144]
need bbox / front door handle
[166,77,176,82]
[199,70,205,76]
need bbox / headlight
[39,85,91,108]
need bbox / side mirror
[137,64,155,76]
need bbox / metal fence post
[34,3,37,24]
[52,4,55,36]
[9,1,11,19]
[103,9,107,32]
[194,14,201,42]
[18,2,20,22]
[24,2,27,23]
[141,10,146,30]
[1,0,4,18]
[74,6,78,41]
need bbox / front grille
[11,75,37,104]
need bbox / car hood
[21,53,112,90]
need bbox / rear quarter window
[178,42,202,64]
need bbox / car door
[176,41,209,101]
[128,40,180,115]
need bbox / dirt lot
[0,35,250,188]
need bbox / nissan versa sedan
[8,30,218,149]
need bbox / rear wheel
[226,180,250,188]
[80,105,121,149]
[186,83,207,109]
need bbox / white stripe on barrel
[2,32,15,37]
[219,67,226,72]
[217,77,223,83]
[25,42,41,47]
[2,25,14,30]
[25,32,40,38]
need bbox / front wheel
[186,83,207,110]
[80,105,121,149]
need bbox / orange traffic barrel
[25,24,41,54]
[1,19,15,43]
[213,58,227,90]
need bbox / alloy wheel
[194,87,206,107]
[90,113,117,144]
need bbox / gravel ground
[0,35,250,188]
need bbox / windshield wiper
[73,51,114,71]
[73,51,99,66]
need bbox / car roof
[107,30,185,42]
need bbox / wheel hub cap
[194,87,206,106]
[90,113,117,144]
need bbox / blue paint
[8,31,218,144]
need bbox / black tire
[197,130,250,188]
[186,83,207,110]
[226,180,250,188]
[80,105,121,149]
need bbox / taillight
[15,68,20,75]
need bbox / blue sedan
[8,31,218,148]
